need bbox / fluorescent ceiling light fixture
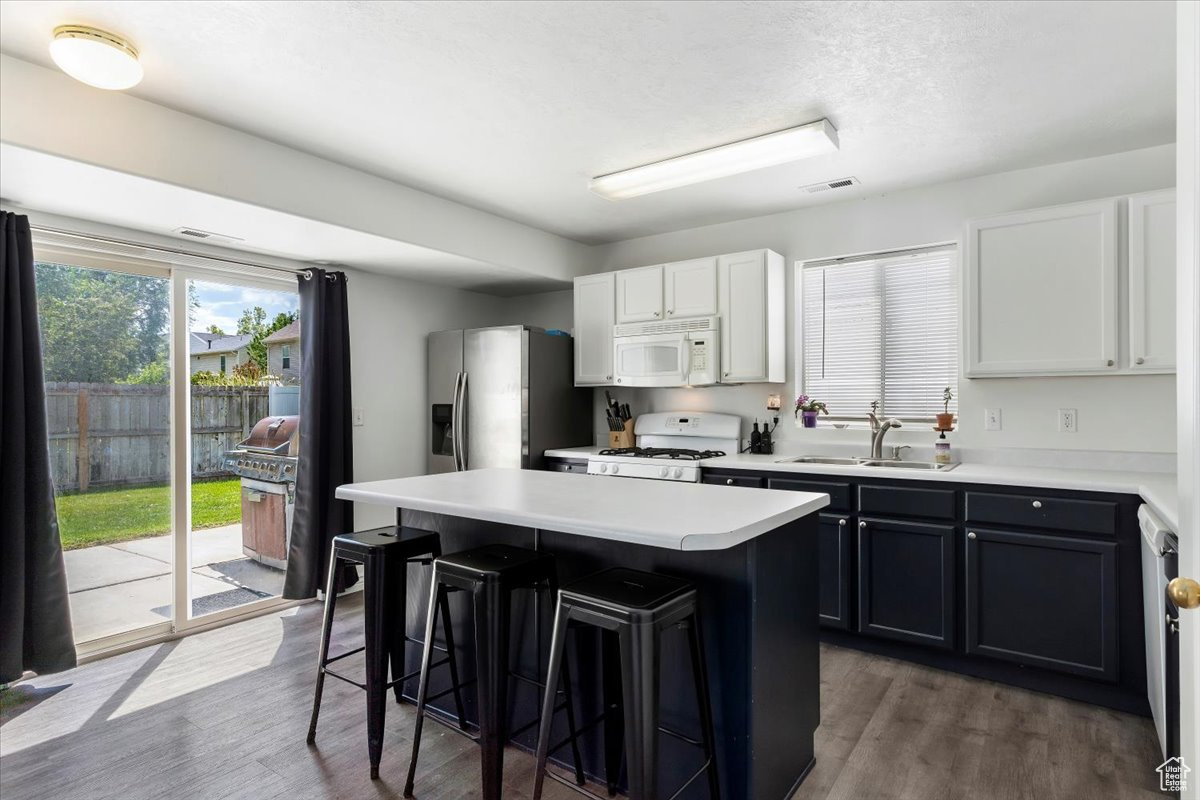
[589,119,839,200]
[50,25,143,90]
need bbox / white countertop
[336,467,829,551]
[544,447,1180,533]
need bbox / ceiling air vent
[171,227,244,245]
[801,176,860,194]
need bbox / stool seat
[562,568,692,610]
[437,543,555,584]
[332,525,441,559]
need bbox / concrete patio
[64,524,285,643]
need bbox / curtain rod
[802,242,956,269]
[29,224,322,279]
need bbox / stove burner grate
[596,446,726,461]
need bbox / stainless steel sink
[859,460,960,471]
[775,456,867,466]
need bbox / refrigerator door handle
[449,371,464,471]
[456,371,469,470]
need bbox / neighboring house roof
[189,332,253,354]
[263,319,300,345]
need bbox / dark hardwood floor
[0,594,1165,800]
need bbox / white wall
[346,268,508,527]
[508,144,1179,456]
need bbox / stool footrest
[508,700,573,739]
[544,768,605,799]
[658,723,704,748]
[322,645,365,665]
[322,668,367,691]
[664,758,715,800]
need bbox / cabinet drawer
[965,491,1117,536]
[859,485,956,520]
[702,474,764,489]
[965,528,1118,681]
[767,478,851,511]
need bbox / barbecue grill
[223,416,300,569]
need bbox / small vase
[802,410,819,428]
[936,412,955,431]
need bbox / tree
[207,325,225,335]
[36,263,149,382]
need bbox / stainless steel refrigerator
[428,326,591,473]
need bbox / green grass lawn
[55,478,243,550]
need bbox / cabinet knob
[858,521,867,530]
[839,518,847,527]
[605,375,612,380]
[967,531,977,540]
[726,478,734,485]
[667,309,673,315]
[1106,359,1114,367]
[1031,500,1042,509]
[1136,357,1145,365]
[653,311,661,317]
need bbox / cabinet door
[819,513,852,630]
[718,250,768,381]
[573,273,615,385]
[615,265,664,323]
[964,199,1118,376]
[664,257,717,318]
[1128,190,1176,372]
[964,528,1117,681]
[857,517,955,649]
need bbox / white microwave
[612,316,720,387]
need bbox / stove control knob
[672,468,683,479]
[659,467,669,477]
[598,463,607,474]
[610,465,620,475]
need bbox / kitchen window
[799,245,958,421]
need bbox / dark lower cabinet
[964,527,1118,681]
[857,517,955,649]
[818,513,852,630]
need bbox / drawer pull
[726,478,734,485]
[839,518,847,527]
[859,521,867,530]
[1032,500,1043,509]
[967,531,977,540]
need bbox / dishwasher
[1139,504,1180,759]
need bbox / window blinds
[801,247,958,420]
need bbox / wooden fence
[45,382,270,492]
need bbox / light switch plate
[984,408,1002,431]
[353,407,365,427]
[1057,408,1078,433]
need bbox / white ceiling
[0,0,1177,245]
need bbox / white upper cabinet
[615,265,664,323]
[664,257,718,318]
[573,272,615,386]
[717,250,785,383]
[1128,189,1176,372]
[964,199,1119,377]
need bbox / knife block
[608,419,635,449]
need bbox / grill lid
[237,415,300,455]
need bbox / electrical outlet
[1058,408,1078,433]
[984,408,1002,431]
[353,407,365,427]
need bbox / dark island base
[394,509,820,800]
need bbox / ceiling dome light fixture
[49,25,143,90]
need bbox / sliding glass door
[32,236,299,653]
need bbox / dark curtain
[283,268,356,599]
[0,211,77,683]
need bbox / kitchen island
[336,468,829,799]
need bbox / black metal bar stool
[404,543,585,800]
[532,567,720,800]
[306,525,468,780]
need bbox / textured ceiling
[0,0,1176,244]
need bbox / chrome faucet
[868,412,903,459]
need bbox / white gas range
[586,412,740,482]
